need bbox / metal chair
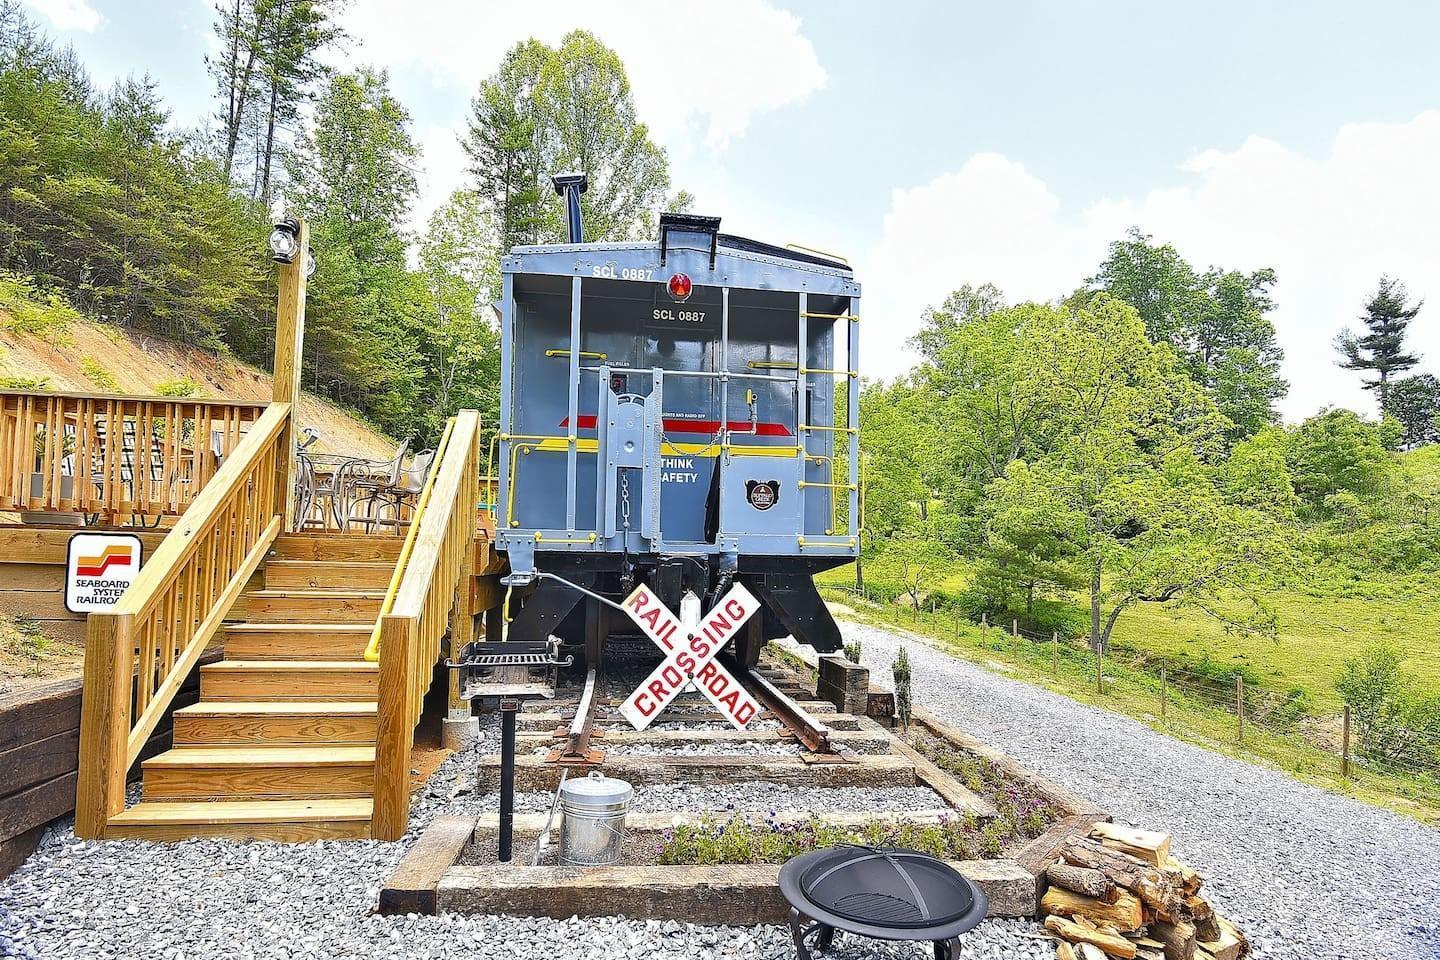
[346,443,434,534]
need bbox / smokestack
[552,173,588,244]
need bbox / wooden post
[1052,630,1058,674]
[1236,675,1245,742]
[1011,619,1018,657]
[74,614,133,839]
[1095,643,1103,694]
[373,614,415,841]
[1160,659,1167,719]
[1341,705,1351,779]
[271,219,309,531]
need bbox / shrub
[154,376,203,398]
[843,639,861,664]
[81,358,119,392]
[1336,644,1440,767]
[656,812,987,866]
[2,616,51,677]
[0,272,78,347]
[893,646,912,729]
[0,375,51,390]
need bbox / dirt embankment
[0,318,397,460]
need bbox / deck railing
[372,409,481,839]
[0,390,265,521]
[74,402,291,837]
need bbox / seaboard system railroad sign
[619,583,762,731]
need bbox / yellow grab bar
[534,531,598,544]
[786,242,849,265]
[800,311,860,323]
[545,349,609,360]
[800,424,859,434]
[800,367,858,378]
[747,360,798,370]
[364,417,458,662]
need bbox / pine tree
[1336,276,1423,408]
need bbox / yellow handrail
[364,417,458,662]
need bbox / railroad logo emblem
[65,533,143,613]
[746,479,779,511]
[619,583,763,731]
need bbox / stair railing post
[271,218,309,531]
[373,614,416,841]
[75,613,133,839]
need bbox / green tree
[1286,408,1393,507]
[981,296,1276,651]
[462,31,676,258]
[1336,276,1422,409]
[416,189,501,438]
[285,68,425,435]
[1088,229,1286,440]
[1382,373,1440,450]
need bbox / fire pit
[778,845,989,960]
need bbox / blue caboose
[495,175,859,663]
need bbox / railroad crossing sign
[619,583,763,731]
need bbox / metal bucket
[558,771,632,867]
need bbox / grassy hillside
[0,317,398,460]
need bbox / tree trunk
[1089,556,1102,652]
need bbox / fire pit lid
[784,845,984,933]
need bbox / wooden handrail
[0,392,264,519]
[372,410,481,840]
[0,387,267,408]
[74,402,291,838]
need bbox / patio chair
[344,442,435,534]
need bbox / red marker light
[667,273,693,301]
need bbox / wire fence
[823,584,1440,810]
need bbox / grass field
[820,588,1440,825]
[1113,590,1440,709]
[821,564,1440,708]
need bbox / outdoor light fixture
[268,217,301,264]
[305,249,317,280]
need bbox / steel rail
[547,666,603,765]
[731,657,838,756]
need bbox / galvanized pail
[558,771,633,867]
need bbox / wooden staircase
[106,534,401,841]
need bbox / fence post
[75,614,133,839]
[1095,643,1103,694]
[1236,675,1245,742]
[1011,619,1018,657]
[1341,705,1351,779]
[1160,659,1167,720]
[1051,631,1058,674]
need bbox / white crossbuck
[618,583,763,731]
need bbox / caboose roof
[502,233,861,299]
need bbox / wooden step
[173,701,378,746]
[264,560,394,590]
[200,660,378,701]
[234,589,383,623]
[107,798,373,842]
[141,746,376,800]
[273,533,403,563]
[220,623,373,660]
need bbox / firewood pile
[1041,822,1250,960]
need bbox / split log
[1041,887,1145,933]
[1078,945,1111,960]
[1044,915,1137,959]
[1195,917,1248,960]
[1150,920,1196,960]
[1056,942,1079,960]
[1165,856,1202,896]
[1060,837,1182,917]
[1046,862,1118,902]
[1185,896,1219,940]
[1091,823,1172,868]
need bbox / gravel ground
[839,619,1440,960]
[0,705,1041,960]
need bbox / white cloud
[860,111,1440,422]
[342,0,825,149]
[22,0,102,31]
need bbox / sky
[20,0,1440,422]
